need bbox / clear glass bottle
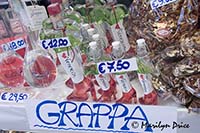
[92,34,108,52]
[47,3,64,30]
[111,41,137,104]
[24,30,57,88]
[6,9,24,36]
[136,39,158,105]
[0,51,24,88]
[56,46,97,101]
[0,10,10,39]
[88,41,117,102]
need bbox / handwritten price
[0,92,29,103]
[40,37,71,49]
[2,38,26,52]
[97,58,138,74]
[150,0,177,9]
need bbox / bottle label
[58,49,84,84]
[27,5,48,31]
[0,20,8,36]
[111,20,130,52]
[138,73,153,94]
[74,46,84,74]
[95,74,110,91]
[115,74,131,93]
[93,23,109,48]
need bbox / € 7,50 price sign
[97,58,138,74]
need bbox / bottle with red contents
[6,9,24,36]
[47,3,64,30]
[24,31,57,88]
[56,46,97,101]
[0,10,10,39]
[136,39,158,105]
[0,51,24,88]
[107,4,135,58]
[111,41,137,104]
[88,41,117,102]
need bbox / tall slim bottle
[111,41,137,104]
[136,39,158,105]
[88,41,117,102]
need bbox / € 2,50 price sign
[97,57,138,74]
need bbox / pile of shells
[123,0,200,112]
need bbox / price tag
[97,57,138,74]
[150,0,177,9]
[0,92,29,103]
[1,38,26,52]
[40,37,71,50]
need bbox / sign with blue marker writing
[1,38,26,52]
[0,92,29,103]
[150,0,177,10]
[40,37,71,50]
[97,57,138,74]
[25,100,177,133]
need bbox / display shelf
[0,99,200,133]
[0,72,199,133]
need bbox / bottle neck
[136,45,149,57]
[26,30,40,51]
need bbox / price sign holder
[150,0,177,10]
[0,34,27,57]
[40,37,71,50]
[0,92,29,103]
[97,57,138,74]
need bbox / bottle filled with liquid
[111,41,137,104]
[88,41,117,102]
[136,39,158,105]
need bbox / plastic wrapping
[184,74,200,97]
[125,0,199,53]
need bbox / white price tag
[1,38,26,52]
[97,57,138,74]
[0,92,29,103]
[26,100,177,133]
[150,0,177,9]
[40,37,71,50]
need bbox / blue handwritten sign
[25,100,177,133]
[0,92,29,103]
[97,58,138,74]
[40,37,71,50]
[2,38,26,52]
[150,0,177,9]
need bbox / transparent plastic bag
[125,0,199,53]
